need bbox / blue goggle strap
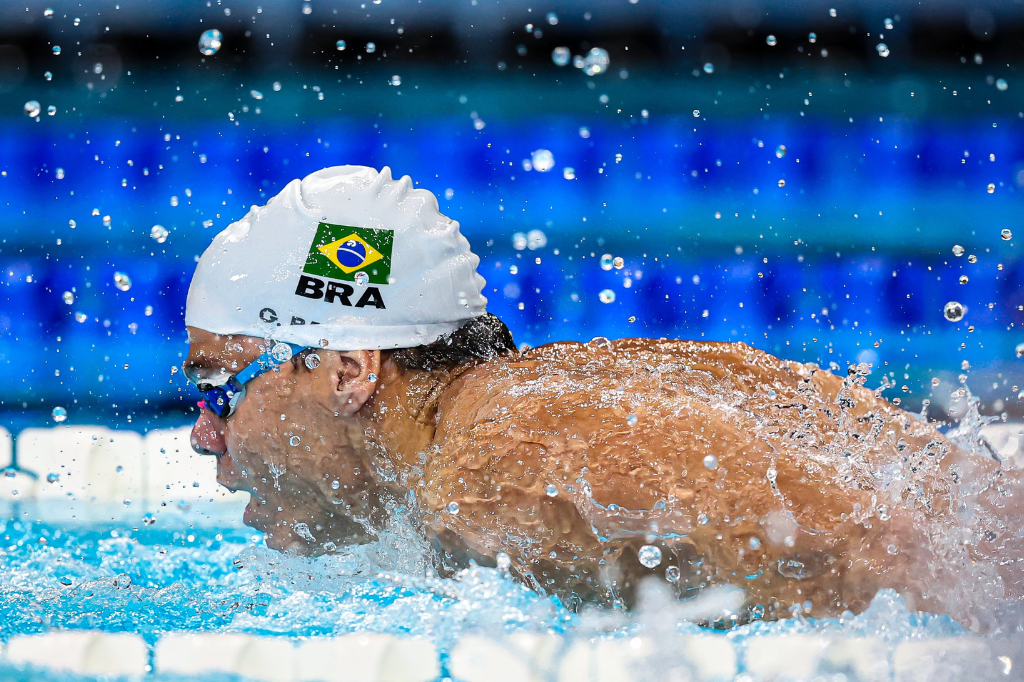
[232,342,306,386]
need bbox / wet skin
[186,328,1022,625]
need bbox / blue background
[1,1,1023,429]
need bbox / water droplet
[24,101,40,117]
[876,43,890,57]
[319,338,329,348]
[113,272,132,291]
[692,109,701,118]
[292,522,315,541]
[546,12,558,25]
[562,167,575,180]
[703,62,714,74]
[944,301,965,322]
[496,552,511,570]
[353,271,369,286]
[886,544,898,555]
[46,104,56,116]
[102,215,112,227]
[599,289,616,304]
[447,501,460,515]
[304,353,321,369]
[527,229,547,250]
[54,167,65,180]
[52,406,67,422]
[530,149,555,172]
[829,7,837,17]
[389,74,401,86]
[703,454,719,470]
[766,34,777,46]
[113,573,132,589]
[150,225,168,243]
[367,372,378,382]
[749,536,762,550]
[46,473,59,483]
[638,544,662,568]
[43,8,54,17]
[44,71,53,82]
[626,414,638,426]
[600,254,614,270]
[613,257,626,270]
[952,244,964,256]
[271,342,294,362]
[322,541,337,552]
[511,233,527,251]
[74,311,87,323]
[959,275,969,285]
[777,558,810,579]
[198,29,223,56]
[777,179,786,187]
[289,435,301,446]
[988,183,997,193]
[665,565,681,582]
[1016,343,1024,358]
[883,17,894,30]
[336,40,346,50]
[250,89,263,100]
[52,46,61,55]
[62,291,74,305]
[997,78,1008,91]
[1001,228,1013,240]
[582,47,610,76]
[91,208,100,216]
[697,512,709,525]
[329,480,341,492]
[542,484,559,498]
[365,42,376,53]
[808,32,817,43]
[551,46,571,66]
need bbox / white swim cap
[185,165,488,350]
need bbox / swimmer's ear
[329,350,381,416]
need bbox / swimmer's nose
[191,407,227,458]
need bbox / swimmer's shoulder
[437,337,796,415]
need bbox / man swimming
[185,165,1022,627]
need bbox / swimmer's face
[184,327,383,554]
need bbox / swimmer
[185,166,1022,628]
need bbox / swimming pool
[4,2,1024,677]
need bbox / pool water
[1,502,1017,681]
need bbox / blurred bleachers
[1,112,1021,421]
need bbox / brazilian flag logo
[303,222,394,285]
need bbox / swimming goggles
[192,341,305,419]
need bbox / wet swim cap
[185,165,488,350]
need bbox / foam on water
[0,505,998,651]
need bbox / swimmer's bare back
[406,338,1017,624]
